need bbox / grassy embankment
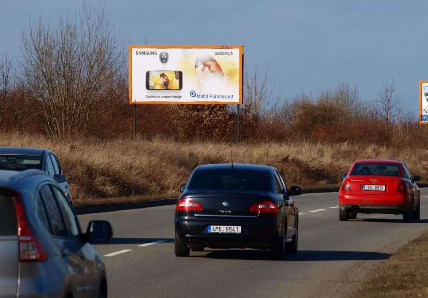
[1,132,428,207]
[353,229,428,297]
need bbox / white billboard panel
[129,45,243,104]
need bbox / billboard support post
[134,104,137,139]
[236,104,240,144]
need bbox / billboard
[129,45,243,104]
[420,81,428,124]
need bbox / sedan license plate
[208,225,241,234]
[362,185,386,191]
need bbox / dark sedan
[0,147,72,204]
[174,163,301,259]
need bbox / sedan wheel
[286,226,298,254]
[413,199,421,221]
[271,231,286,260]
[403,210,413,222]
[174,232,190,257]
[339,208,349,221]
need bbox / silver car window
[36,194,51,233]
[39,185,67,237]
[51,186,79,237]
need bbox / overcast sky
[1,0,426,116]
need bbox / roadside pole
[134,104,137,139]
[236,104,240,144]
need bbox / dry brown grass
[352,230,428,297]
[1,133,427,206]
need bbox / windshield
[351,163,401,176]
[188,169,271,192]
[0,155,42,171]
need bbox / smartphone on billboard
[146,70,183,90]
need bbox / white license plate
[208,225,241,234]
[362,185,386,191]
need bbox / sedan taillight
[397,183,407,193]
[176,198,202,212]
[342,183,351,192]
[249,201,278,213]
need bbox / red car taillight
[397,183,407,193]
[342,183,351,192]
[249,201,278,213]
[176,198,202,212]
[14,196,48,262]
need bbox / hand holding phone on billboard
[146,71,182,90]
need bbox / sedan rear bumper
[175,216,281,249]
[339,193,412,208]
[340,204,411,214]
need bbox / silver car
[0,147,73,204]
[0,169,112,297]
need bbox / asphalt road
[78,189,428,298]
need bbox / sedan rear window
[0,155,42,171]
[188,169,270,192]
[351,163,401,176]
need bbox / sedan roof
[0,147,45,156]
[354,159,401,164]
[195,163,274,174]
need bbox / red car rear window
[351,163,401,176]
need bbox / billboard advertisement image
[129,45,243,104]
[420,81,428,124]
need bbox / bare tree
[376,78,399,137]
[20,3,125,138]
[0,54,13,125]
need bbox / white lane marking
[330,206,339,209]
[104,249,132,257]
[425,196,428,198]
[139,240,167,247]
[310,209,326,213]
[299,213,305,215]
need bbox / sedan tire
[174,232,190,257]
[286,227,298,254]
[403,210,413,222]
[413,199,421,221]
[271,231,286,260]
[339,208,349,221]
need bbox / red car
[338,159,421,222]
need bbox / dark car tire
[271,230,286,260]
[339,208,349,221]
[413,199,421,221]
[286,226,298,254]
[403,210,413,222]
[98,278,107,298]
[174,233,190,257]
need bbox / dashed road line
[330,206,339,209]
[139,240,167,247]
[310,209,326,213]
[104,249,132,257]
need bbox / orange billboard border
[419,81,428,124]
[128,45,244,105]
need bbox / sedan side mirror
[53,174,66,184]
[413,176,421,182]
[179,184,186,192]
[85,220,113,243]
[341,174,347,180]
[289,186,302,196]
